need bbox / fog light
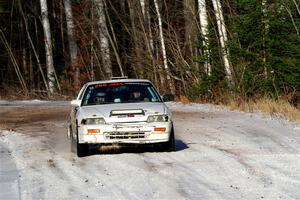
[87,129,100,134]
[154,127,166,132]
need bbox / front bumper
[77,122,172,144]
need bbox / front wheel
[162,127,175,152]
[71,126,89,157]
[76,142,89,157]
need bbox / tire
[70,126,76,153]
[71,125,89,157]
[76,142,89,157]
[162,126,175,152]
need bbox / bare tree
[18,0,49,91]
[212,0,233,84]
[103,1,124,76]
[0,29,28,93]
[198,0,211,75]
[262,0,268,78]
[140,0,145,16]
[144,0,157,85]
[40,0,56,93]
[94,0,112,79]
[292,0,300,16]
[153,0,175,93]
[284,1,300,37]
[63,0,79,88]
[183,0,195,65]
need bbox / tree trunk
[29,47,34,89]
[103,1,124,76]
[198,0,211,75]
[63,0,79,88]
[128,0,141,78]
[94,0,112,79]
[40,0,56,93]
[140,0,145,16]
[183,0,195,65]
[262,0,268,78]
[144,0,158,86]
[212,0,233,85]
[137,0,157,81]
[0,29,28,93]
[153,0,175,94]
[19,1,48,91]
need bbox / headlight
[147,115,169,123]
[81,118,106,125]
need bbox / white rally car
[68,78,175,157]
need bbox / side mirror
[162,94,175,102]
[71,100,81,107]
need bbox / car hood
[78,102,169,123]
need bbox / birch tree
[94,0,112,79]
[145,0,156,85]
[145,0,154,54]
[138,0,157,80]
[198,0,211,75]
[262,0,268,77]
[183,0,195,64]
[63,0,79,88]
[40,0,56,93]
[127,0,140,78]
[212,0,233,84]
[153,0,175,93]
[140,0,145,16]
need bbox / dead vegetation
[0,87,72,101]
[227,98,300,123]
[175,94,300,123]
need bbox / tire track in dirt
[1,103,299,199]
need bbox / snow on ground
[0,102,300,199]
[0,100,69,107]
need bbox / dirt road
[0,102,299,199]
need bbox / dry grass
[227,98,300,123]
[178,95,190,104]
[0,87,72,101]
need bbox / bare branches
[284,2,299,36]
[153,0,175,93]
[0,29,28,94]
[18,0,49,91]
[40,0,58,93]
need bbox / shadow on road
[87,139,189,156]
[175,140,189,151]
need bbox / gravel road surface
[0,101,299,200]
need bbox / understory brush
[226,98,300,123]
[0,86,71,100]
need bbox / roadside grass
[2,87,299,123]
[227,98,300,123]
[0,88,72,100]
[181,94,300,123]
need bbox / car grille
[105,132,145,140]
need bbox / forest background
[0,0,299,112]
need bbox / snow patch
[0,100,69,106]
[166,102,229,113]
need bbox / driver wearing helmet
[95,92,107,104]
[130,87,149,102]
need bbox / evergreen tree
[228,0,300,102]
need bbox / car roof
[85,79,152,87]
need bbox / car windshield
[82,82,162,106]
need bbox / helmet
[95,92,106,97]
